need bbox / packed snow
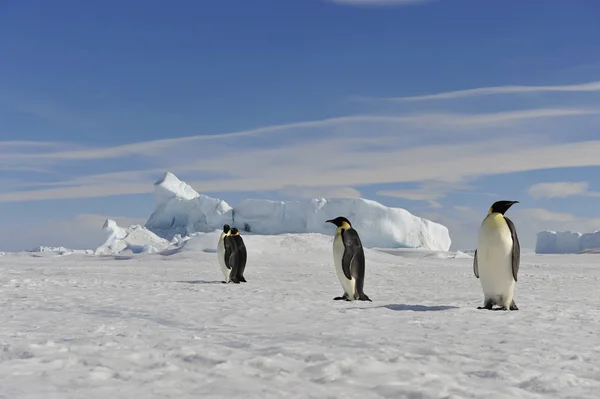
[140,172,451,252]
[536,230,600,254]
[2,232,600,398]
[26,246,94,255]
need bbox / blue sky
[2,0,600,251]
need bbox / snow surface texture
[27,246,94,255]
[141,172,451,251]
[2,233,600,398]
[536,230,600,254]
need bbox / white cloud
[280,186,362,199]
[376,182,470,208]
[528,182,600,199]
[2,108,595,163]
[517,208,578,223]
[377,189,444,201]
[0,141,59,149]
[6,137,600,203]
[2,94,600,204]
[454,206,474,213]
[328,0,433,5]
[382,80,600,102]
[0,214,145,252]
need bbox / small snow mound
[452,250,473,259]
[172,231,333,257]
[95,219,177,255]
[26,246,94,255]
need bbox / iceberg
[96,172,452,254]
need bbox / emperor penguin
[229,227,247,283]
[325,216,371,302]
[217,224,232,283]
[473,200,521,311]
[224,227,247,284]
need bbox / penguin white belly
[217,234,230,282]
[333,234,356,299]
[477,214,515,306]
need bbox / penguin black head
[223,224,230,234]
[489,200,519,215]
[326,216,352,228]
[230,227,240,236]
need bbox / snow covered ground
[1,232,600,398]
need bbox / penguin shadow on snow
[175,280,225,285]
[379,304,459,312]
[349,304,459,312]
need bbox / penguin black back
[229,227,248,283]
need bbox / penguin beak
[325,219,333,224]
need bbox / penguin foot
[334,295,349,301]
[221,281,227,284]
[509,300,519,311]
[477,299,494,310]
[358,293,372,302]
[239,277,247,283]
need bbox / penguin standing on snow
[217,224,232,283]
[473,200,521,311]
[326,216,371,302]
[226,227,247,284]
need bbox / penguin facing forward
[224,227,247,284]
[325,216,371,302]
[217,224,232,283]
[473,200,520,311]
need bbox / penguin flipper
[504,216,520,282]
[473,249,479,278]
[224,238,235,270]
[341,228,361,280]
[228,244,240,283]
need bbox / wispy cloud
[328,0,434,6]
[0,141,60,149]
[2,108,595,163]
[3,94,600,204]
[6,137,600,203]
[380,80,600,102]
[528,181,600,199]
[377,181,474,208]
[280,186,362,199]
